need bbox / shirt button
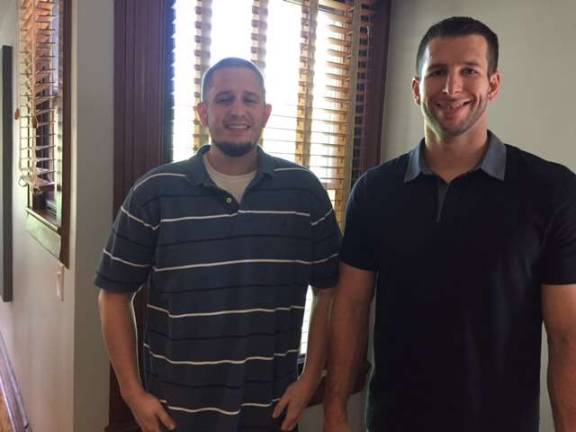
[225,197,233,204]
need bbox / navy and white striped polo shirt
[95,145,341,431]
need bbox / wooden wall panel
[109,0,173,430]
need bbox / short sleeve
[309,180,341,289]
[94,184,159,292]
[540,172,576,285]
[340,173,379,271]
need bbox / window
[17,0,70,265]
[171,0,376,354]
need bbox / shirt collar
[185,144,276,186]
[404,131,507,183]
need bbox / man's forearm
[98,290,144,400]
[324,293,369,419]
[548,338,576,432]
[300,287,334,384]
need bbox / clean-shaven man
[324,17,576,432]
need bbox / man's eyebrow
[427,60,482,69]
[242,90,260,98]
[461,60,482,67]
[213,90,233,98]
[425,63,447,70]
[213,90,260,98]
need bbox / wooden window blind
[17,0,70,264]
[171,0,378,353]
[172,0,376,219]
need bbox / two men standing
[97,17,576,432]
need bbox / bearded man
[97,57,340,432]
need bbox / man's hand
[272,376,318,431]
[124,389,176,432]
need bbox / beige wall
[71,0,114,429]
[381,1,576,430]
[0,0,113,430]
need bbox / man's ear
[195,102,208,126]
[412,77,422,105]
[488,71,501,101]
[263,103,272,125]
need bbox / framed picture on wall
[1,45,13,302]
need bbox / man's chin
[213,141,257,157]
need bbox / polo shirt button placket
[225,196,239,215]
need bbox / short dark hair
[415,17,499,77]
[201,57,266,102]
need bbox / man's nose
[230,98,245,115]
[442,72,462,96]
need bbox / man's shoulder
[267,154,312,174]
[357,152,410,186]
[506,144,575,184]
[506,144,576,206]
[129,159,194,198]
[265,155,325,189]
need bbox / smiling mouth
[437,100,471,110]
[225,123,250,130]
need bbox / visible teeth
[440,101,467,109]
[227,124,249,129]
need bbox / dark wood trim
[0,332,29,431]
[24,210,61,258]
[361,0,392,170]
[2,46,13,302]
[59,0,72,267]
[105,420,140,432]
[113,0,172,211]
[109,1,174,429]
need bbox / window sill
[25,209,62,261]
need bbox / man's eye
[216,96,233,104]
[463,68,478,75]
[244,97,258,105]
[427,70,444,77]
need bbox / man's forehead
[423,35,489,66]
[210,67,261,89]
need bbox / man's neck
[423,127,489,183]
[206,146,258,176]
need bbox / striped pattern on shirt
[95,146,341,431]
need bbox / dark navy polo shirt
[405,132,506,221]
[341,134,576,432]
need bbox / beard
[213,141,257,157]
